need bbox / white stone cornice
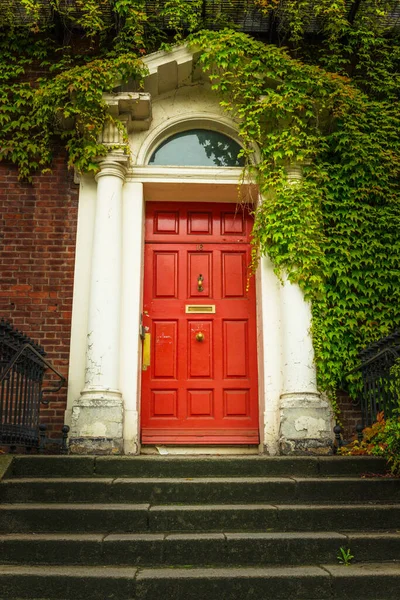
[127,165,248,185]
[142,45,203,98]
[103,92,152,132]
[143,45,199,76]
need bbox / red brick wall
[0,150,78,439]
[336,389,363,443]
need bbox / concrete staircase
[0,455,399,599]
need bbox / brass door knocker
[197,274,204,292]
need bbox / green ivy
[0,1,399,402]
[190,21,400,397]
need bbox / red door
[141,202,259,444]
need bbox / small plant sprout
[337,547,354,566]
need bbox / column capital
[94,92,152,180]
[95,154,128,182]
[286,164,303,183]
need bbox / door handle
[195,332,204,342]
[142,332,151,370]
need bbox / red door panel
[152,390,177,418]
[224,320,248,378]
[224,389,250,417]
[188,253,212,297]
[153,321,177,378]
[141,202,259,444]
[153,252,178,297]
[188,320,213,378]
[222,252,246,297]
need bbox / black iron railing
[0,319,67,450]
[351,331,400,428]
[5,1,400,33]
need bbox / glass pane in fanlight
[149,129,244,167]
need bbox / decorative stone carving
[103,92,152,132]
[99,92,152,149]
[101,120,124,146]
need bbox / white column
[84,157,125,391]
[65,174,97,427]
[120,181,145,455]
[275,165,333,454]
[281,278,318,395]
[279,276,333,453]
[69,155,127,454]
[259,255,282,455]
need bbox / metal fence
[0,319,66,450]
[356,331,400,427]
[5,1,400,34]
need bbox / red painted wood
[222,252,246,297]
[145,203,253,244]
[154,252,178,298]
[141,202,259,445]
[152,390,177,418]
[153,321,177,378]
[224,320,248,378]
[188,252,212,297]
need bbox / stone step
[0,563,399,600]
[0,477,400,504]
[136,563,400,600]
[148,503,400,533]
[2,476,399,504]
[1,503,399,533]
[8,455,388,480]
[0,504,149,534]
[0,532,399,566]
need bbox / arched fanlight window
[148,129,245,167]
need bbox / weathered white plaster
[65,174,96,427]
[279,277,333,453]
[120,182,145,455]
[295,416,329,437]
[69,389,124,454]
[84,156,126,391]
[280,277,318,394]
[82,420,107,438]
[259,254,282,455]
[69,155,127,453]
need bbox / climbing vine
[0,1,399,400]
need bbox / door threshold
[141,445,260,456]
